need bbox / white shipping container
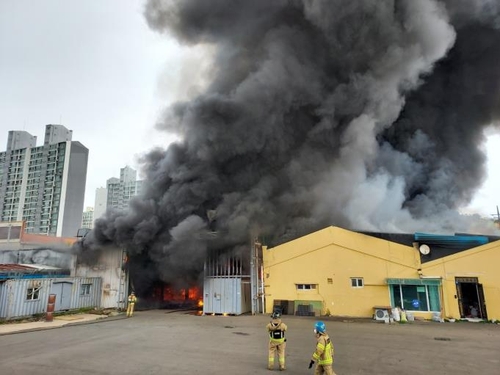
[203,277,251,315]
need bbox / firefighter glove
[308,360,314,369]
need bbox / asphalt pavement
[0,310,499,375]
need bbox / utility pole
[491,206,500,228]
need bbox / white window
[26,287,40,300]
[351,278,364,288]
[80,284,92,295]
[296,284,317,290]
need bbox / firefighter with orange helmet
[308,321,336,375]
[126,292,137,317]
[267,310,287,370]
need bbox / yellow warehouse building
[262,226,500,321]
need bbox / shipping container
[202,247,252,315]
[203,277,251,315]
[0,277,101,320]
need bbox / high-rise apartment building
[81,207,94,229]
[93,187,107,222]
[0,124,88,237]
[105,166,142,212]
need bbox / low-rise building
[0,221,128,319]
[0,264,101,319]
[263,226,500,321]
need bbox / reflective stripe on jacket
[312,334,334,365]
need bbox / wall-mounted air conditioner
[374,308,390,321]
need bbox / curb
[0,314,128,336]
[62,314,129,328]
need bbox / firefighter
[308,321,336,375]
[126,292,137,317]
[267,310,287,370]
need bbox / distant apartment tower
[0,124,89,237]
[105,166,142,212]
[81,207,94,229]
[93,187,107,222]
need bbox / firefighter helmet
[314,321,326,333]
[271,311,281,319]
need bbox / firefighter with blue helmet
[267,310,288,370]
[308,321,336,374]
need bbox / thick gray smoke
[82,0,500,286]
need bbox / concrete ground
[0,310,499,374]
[0,313,109,335]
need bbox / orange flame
[161,285,202,303]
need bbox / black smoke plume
[80,0,500,287]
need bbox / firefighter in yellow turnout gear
[126,292,137,317]
[309,321,336,375]
[266,311,288,370]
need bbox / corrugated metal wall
[75,247,127,309]
[203,248,252,315]
[203,277,251,315]
[0,279,52,319]
[0,277,102,320]
[68,277,102,310]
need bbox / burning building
[202,243,254,315]
[81,1,500,307]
